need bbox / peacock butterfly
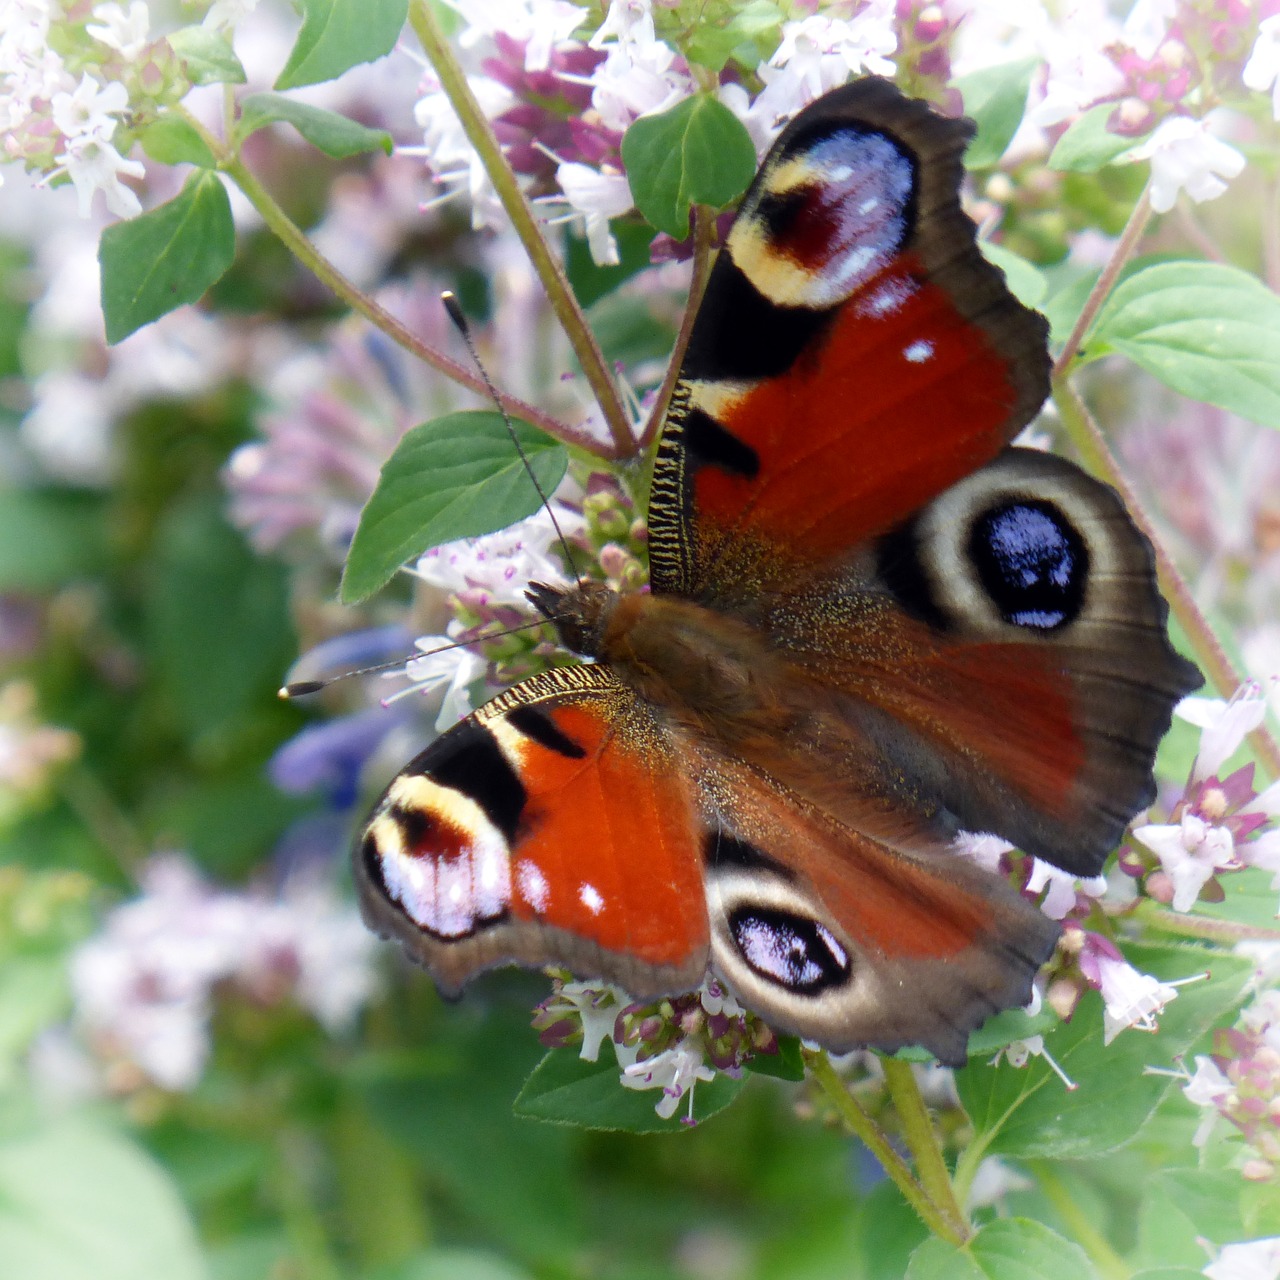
[353,78,1201,1066]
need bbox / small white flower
[413,509,574,606]
[1178,685,1268,782]
[398,633,488,729]
[545,161,633,266]
[589,0,654,49]
[552,981,628,1061]
[950,831,1013,873]
[589,31,692,132]
[1134,812,1235,911]
[1094,953,1178,1044]
[448,0,588,71]
[1203,1238,1280,1280]
[699,978,741,1019]
[1121,0,1176,60]
[1026,859,1107,920]
[621,1038,716,1120]
[54,133,146,218]
[86,2,152,59]
[50,74,128,143]
[1130,115,1246,214]
[990,1035,1076,1087]
[202,0,259,31]
[1244,16,1280,121]
[770,8,898,95]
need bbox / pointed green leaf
[955,941,1252,1159]
[906,1219,1097,1280]
[99,171,235,343]
[168,25,246,85]
[275,0,408,90]
[1050,102,1144,172]
[1085,260,1280,428]
[622,94,758,238]
[980,241,1048,308]
[957,58,1037,168]
[744,1034,805,1081]
[238,93,393,157]
[340,410,569,604]
[513,1047,745,1132]
[138,116,216,167]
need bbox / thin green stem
[1027,1160,1132,1280]
[1132,898,1280,944]
[175,105,591,450]
[804,1049,970,1246]
[408,0,635,458]
[950,1131,995,1212]
[1052,381,1280,781]
[58,765,147,883]
[638,203,715,453]
[1053,184,1151,379]
[273,1131,345,1280]
[1054,183,1157,376]
[881,1057,967,1238]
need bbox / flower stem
[407,0,635,458]
[1052,185,1151,379]
[1026,1160,1132,1280]
[1133,899,1280,943]
[639,204,715,453]
[880,1057,967,1238]
[804,1049,970,1246]
[1052,381,1280,781]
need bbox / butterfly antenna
[279,619,558,699]
[440,291,582,581]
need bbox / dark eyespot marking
[704,832,793,878]
[876,517,950,632]
[507,706,587,759]
[683,408,760,479]
[968,500,1088,631]
[409,720,526,841]
[728,906,851,994]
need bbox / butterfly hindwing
[356,664,710,999]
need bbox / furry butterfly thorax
[355,78,1201,1067]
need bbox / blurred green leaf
[0,491,107,590]
[955,941,1252,1159]
[1135,1170,1247,1270]
[238,93,393,158]
[168,26,246,85]
[368,1249,534,1280]
[683,0,783,72]
[99,171,236,343]
[957,58,1037,168]
[0,1119,208,1280]
[907,1219,1098,1280]
[0,958,66,1081]
[563,221,655,309]
[341,411,568,604]
[622,95,757,238]
[744,1035,805,1081]
[514,1047,746,1132]
[1085,261,1280,429]
[138,117,217,167]
[980,241,1047,309]
[275,0,408,90]
[1049,103,1142,172]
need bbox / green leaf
[744,1034,805,1081]
[963,1004,1059,1058]
[138,116,216,168]
[369,1250,535,1280]
[275,0,408,90]
[563,220,655,309]
[340,410,569,604]
[1085,260,1280,428]
[980,241,1048,309]
[513,1047,746,1132]
[621,95,758,238]
[906,1219,1097,1280]
[683,0,784,72]
[0,958,67,1081]
[1136,1170,1248,1270]
[167,25,246,85]
[955,941,1252,1160]
[0,491,107,590]
[957,58,1037,168]
[99,171,235,343]
[237,93,393,158]
[0,1119,207,1280]
[1049,103,1143,172]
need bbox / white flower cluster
[0,0,147,216]
[69,857,380,1091]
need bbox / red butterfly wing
[356,665,709,998]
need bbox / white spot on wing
[579,883,604,915]
[859,196,879,214]
[904,339,934,363]
[517,860,549,913]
